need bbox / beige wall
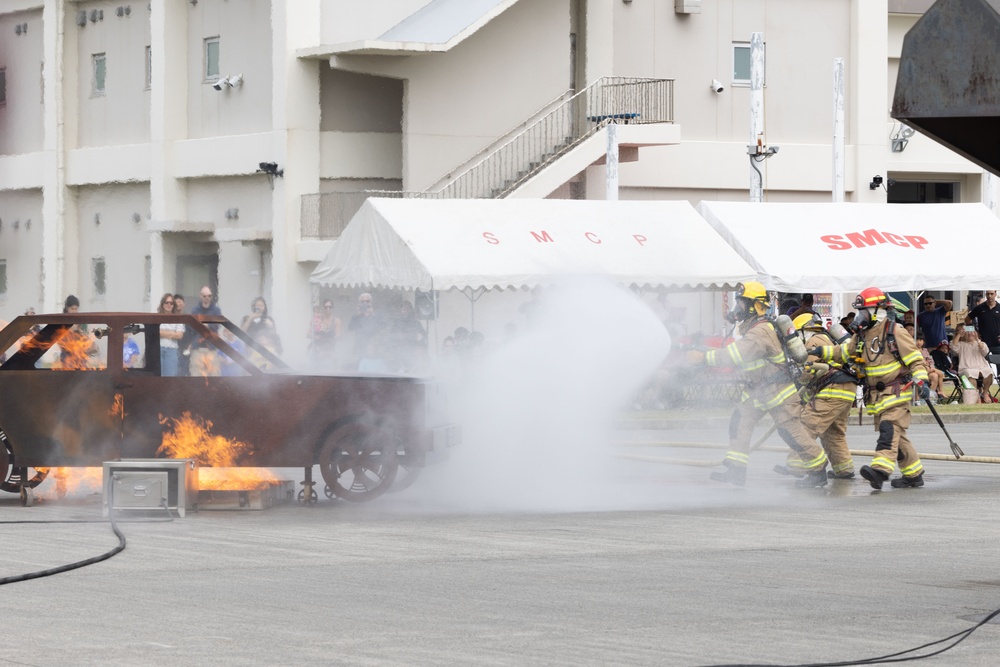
[320,69,402,132]
[0,189,43,318]
[0,8,45,156]
[613,0,851,144]
[73,1,151,148]
[73,182,151,310]
[186,0,274,139]
[396,0,571,191]
[319,0,429,45]
[186,176,273,232]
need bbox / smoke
[409,277,673,512]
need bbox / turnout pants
[725,389,828,472]
[798,397,855,476]
[870,405,924,479]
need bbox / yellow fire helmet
[728,281,769,322]
[793,313,825,332]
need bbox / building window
[732,42,765,86]
[0,259,7,297]
[0,68,7,106]
[204,37,220,81]
[92,53,107,96]
[92,257,107,297]
[145,46,152,89]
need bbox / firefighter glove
[806,347,823,357]
[686,349,706,365]
[916,380,931,400]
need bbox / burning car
[0,312,456,505]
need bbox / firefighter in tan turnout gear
[687,282,829,487]
[811,287,930,489]
[787,313,857,479]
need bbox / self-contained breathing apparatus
[847,287,921,408]
[727,283,809,387]
[795,313,859,402]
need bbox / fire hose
[616,442,1000,466]
[0,480,172,587]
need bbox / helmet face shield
[726,296,751,323]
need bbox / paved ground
[2,419,999,666]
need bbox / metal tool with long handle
[924,396,964,458]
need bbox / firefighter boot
[795,468,829,487]
[827,470,856,479]
[860,465,889,490]
[890,472,925,488]
[709,464,747,487]
[773,464,804,478]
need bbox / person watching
[188,286,223,376]
[951,326,996,403]
[916,294,952,349]
[966,289,1000,355]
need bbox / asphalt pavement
[1,418,999,666]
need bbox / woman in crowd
[243,297,282,356]
[158,292,184,376]
[951,326,996,402]
[308,298,341,368]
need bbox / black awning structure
[892,0,1000,174]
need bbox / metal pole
[749,32,764,203]
[606,122,619,200]
[832,58,845,203]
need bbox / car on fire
[0,312,456,504]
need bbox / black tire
[317,422,398,502]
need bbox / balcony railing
[301,77,673,240]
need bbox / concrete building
[0,0,989,364]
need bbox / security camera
[711,79,724,93]
[228,73,243,88]
[212,76,230,91]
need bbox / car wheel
[317,421,398,502]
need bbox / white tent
[310,198,757,292]
[697,201,1000,292]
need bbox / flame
[56,328,103,370]
[36,467,103,499]
[157,412,276,490]
[199,467,278,491]
[109,393,125,422]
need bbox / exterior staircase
[301,77,674,239]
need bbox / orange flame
[198,467,278,491]
[157,412,276,490]
[109,393,125,422]
[56,328,102,370]
[36,467,103,499]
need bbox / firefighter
[810,287,929,489]
[782,313,857,479]
[687,281,829,487]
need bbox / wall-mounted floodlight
[257,162,283,177]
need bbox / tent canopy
[697,201,1000,293]
[310,198,757,292]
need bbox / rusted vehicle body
[0,313,455,503]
